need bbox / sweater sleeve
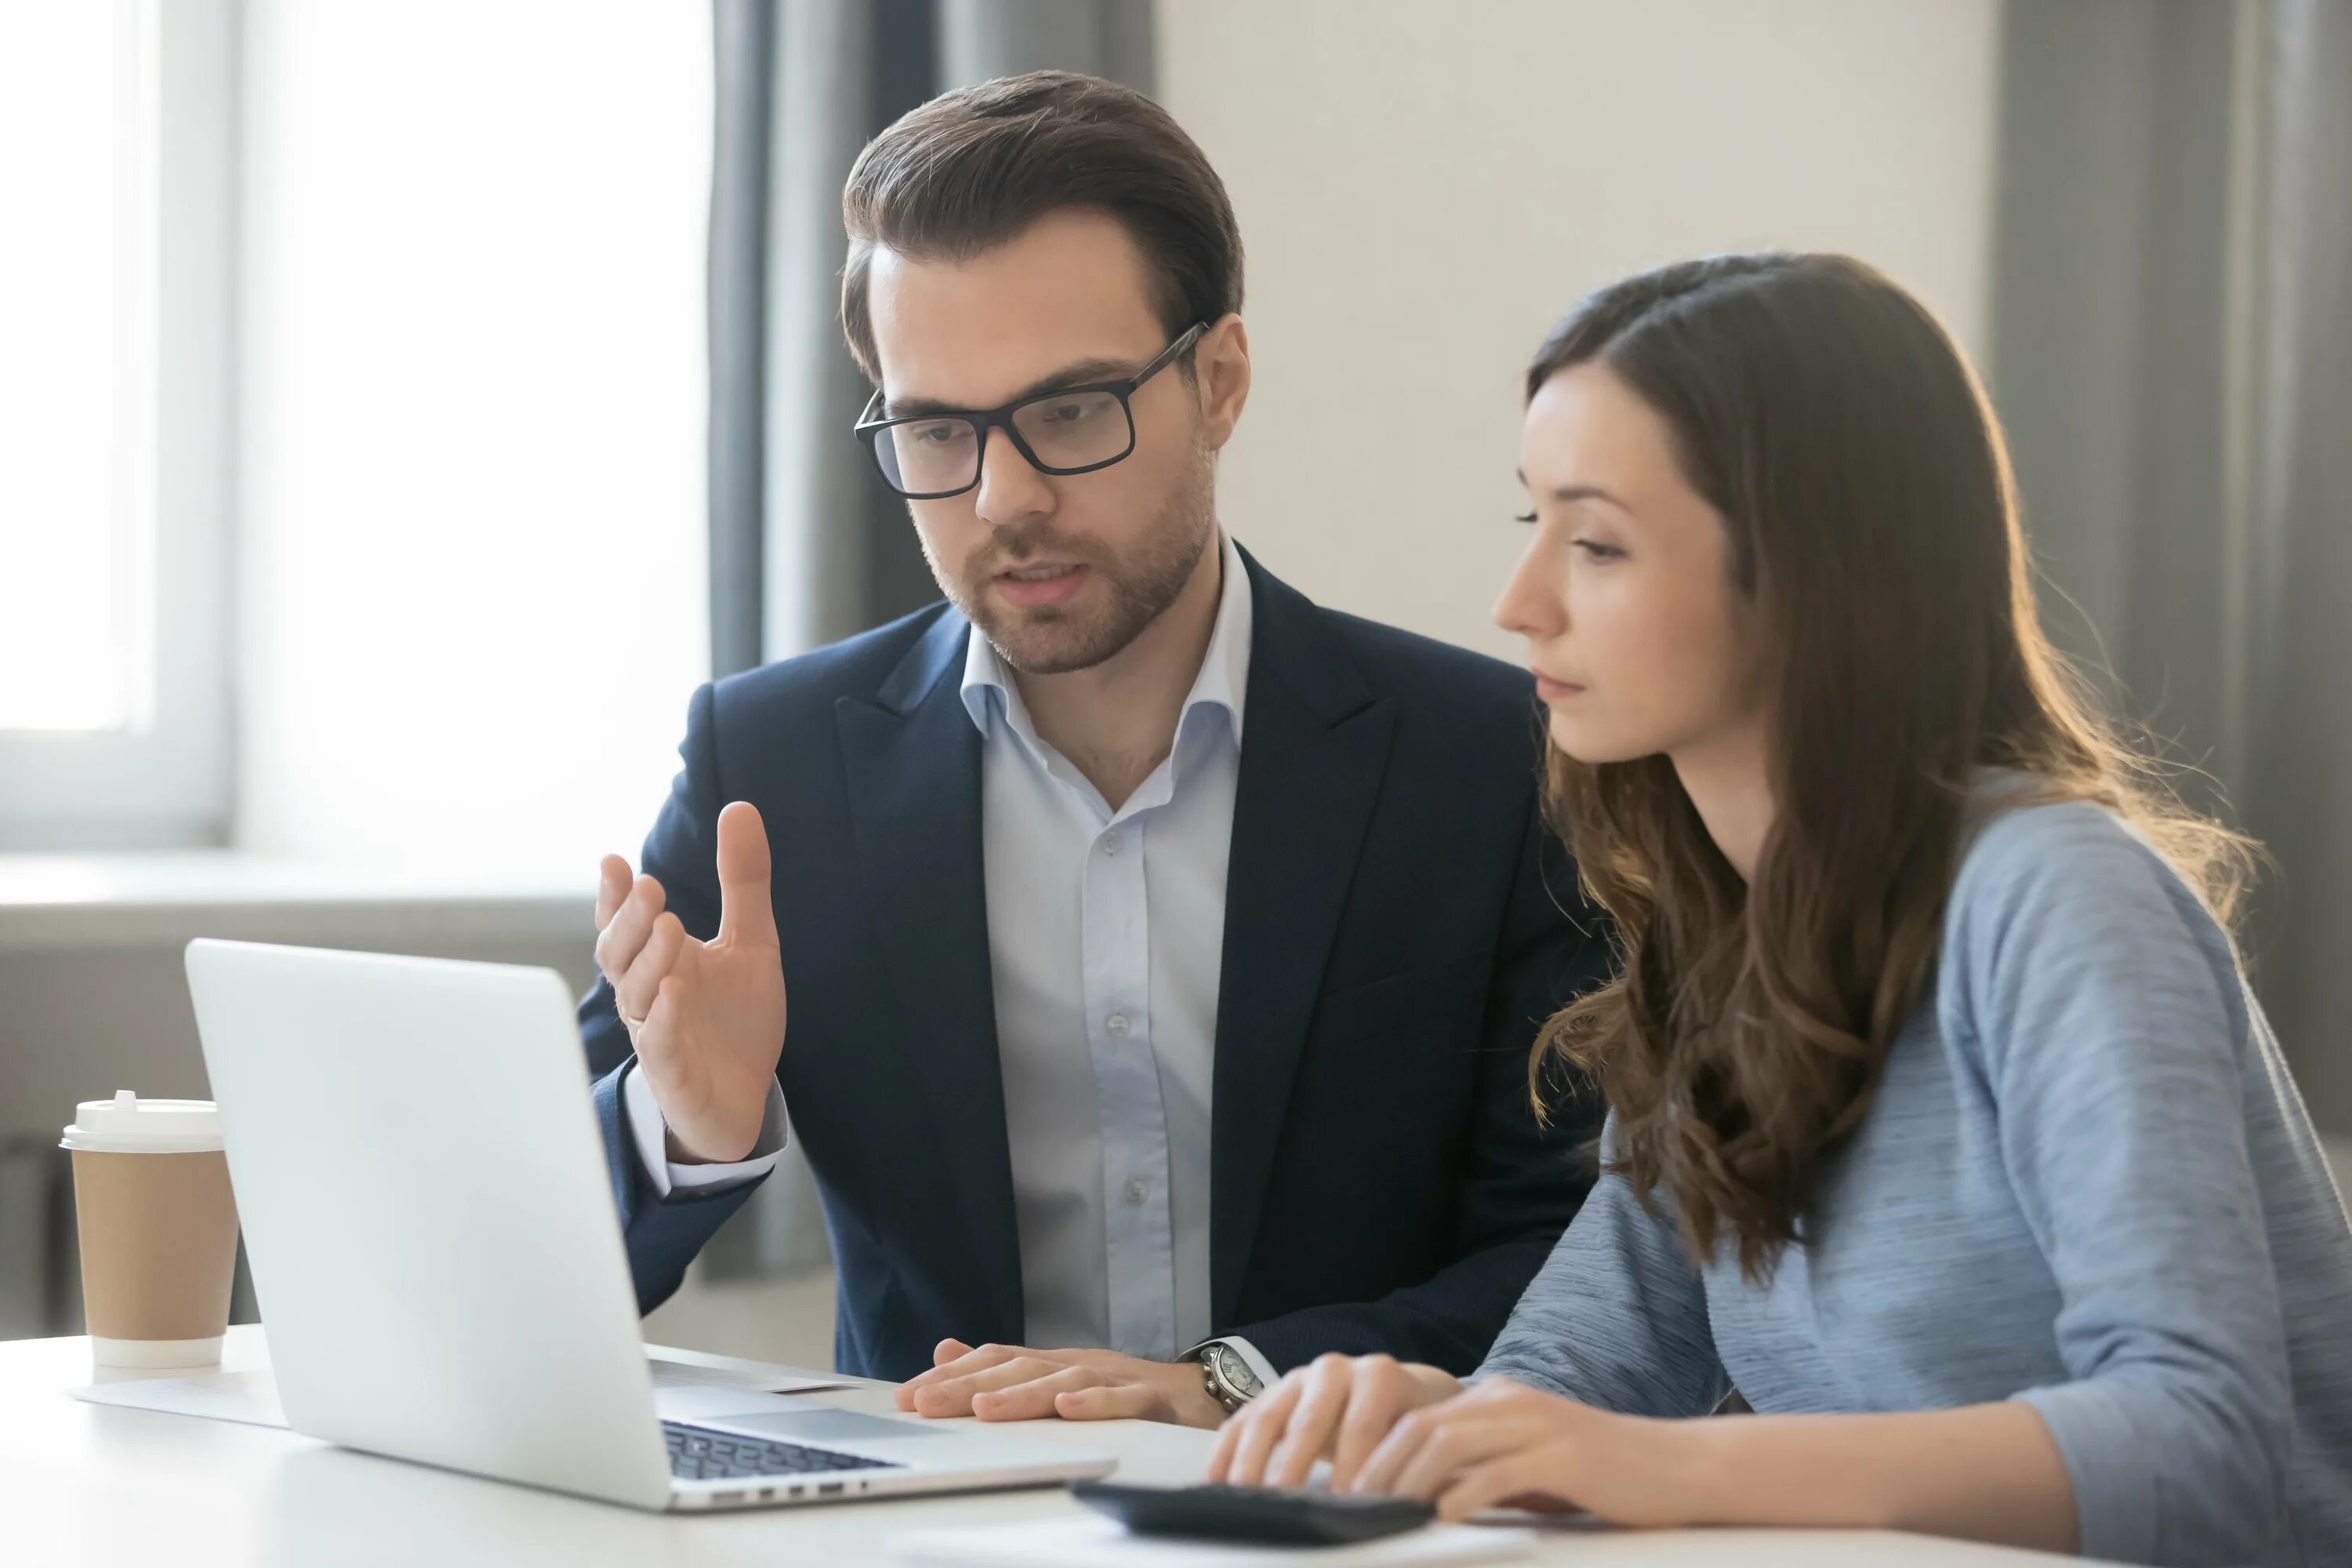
[1947,802,2293,1566]
[1475,1118,1730,1419]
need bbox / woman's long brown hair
[1528,254,2257,1281]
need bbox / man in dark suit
[579,71,1609,1432]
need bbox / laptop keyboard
[663,1421,904,1482]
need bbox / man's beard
[931,444,1217,677]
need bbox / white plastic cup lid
[60,1091,224,1154]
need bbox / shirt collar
[960,530,1254,750]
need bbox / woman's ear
[1195,314,1252,451]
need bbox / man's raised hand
[593,801,788,1162]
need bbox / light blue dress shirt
[625,532,1272,1382]
[961,528,1250,1364]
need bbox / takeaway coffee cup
[60,1091,240,1368]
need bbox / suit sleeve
[1225,782,1615,1374]
[579,681,775,1315]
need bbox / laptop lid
[184,938,675,1509]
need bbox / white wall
[1159,0,2000,660]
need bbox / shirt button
[1101,833,1124,856]
[1125,1177,1151,1205]
[1105,1011,1131,1036]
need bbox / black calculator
[1069,1479,1437,1546]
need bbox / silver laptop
[183,938,1116,1512]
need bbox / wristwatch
[1195,1339,1265,1415]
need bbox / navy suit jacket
[579,549,1610,1382]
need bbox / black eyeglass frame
[852,321,1209,500]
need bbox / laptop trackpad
[707,1407,953,1444]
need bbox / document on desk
[70,1351,845,1432]
[885,1515,1536,1566]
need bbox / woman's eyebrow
[1515,470,1631,511]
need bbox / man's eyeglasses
[852,323,1207,500]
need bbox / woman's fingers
[1214,1373,1305,1485]
[1329,1359,1417,1491]
[1354,1401,1446,1497]
[1265,1355,1355,1489]
[1204,1392,1257,1479]
[1387,1414,1523,1502]
[1436,1451,1566,1523]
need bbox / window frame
[0,0,238,851]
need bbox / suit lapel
[834,609,1025,1344]
[1210,556,1396,1327]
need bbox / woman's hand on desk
[1331,1377,1688,1524]
[895,1338,1228,1430]
[1214,1370,2077,1544]
[594,800,790,1164]
[1214,1363,1687,1524]
[1208,1353,1461,1490]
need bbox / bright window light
[0,0,154,733]
[234,2,712,872]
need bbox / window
[0,0,234,849]
[2,2,710,870]
[230,2,711,873]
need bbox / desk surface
[2,1327,2074,1566]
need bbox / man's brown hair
[839,70,1243,383]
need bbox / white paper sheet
[69,1351,844,1431]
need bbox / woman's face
[1494,361,1763,767]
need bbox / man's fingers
[595,855,633,931]
[1055,1382,1165,1423]
[909,1356,1058,1417]
[641,976,683,1058]
[905,1341,1012,1391]
[616,913,689,1027]
[895,1339,979,1410]
[594,874,667,995]
[714,802,778,948]
[971,1364,1106,1423]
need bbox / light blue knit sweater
[1479,798,2352,1566]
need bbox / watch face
[1213,1344,1262,1398]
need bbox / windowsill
[0,850,596,953]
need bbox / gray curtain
[1990,0,2352,1135]
[699,0,1157,1281]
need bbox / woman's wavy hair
[1527,253,2257,1281]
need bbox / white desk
[2,1327,2074,1566]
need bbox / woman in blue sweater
[1210,253,2352,1565]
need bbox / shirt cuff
[1185,1336,1281,1398]
[621,1059,786,1200]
